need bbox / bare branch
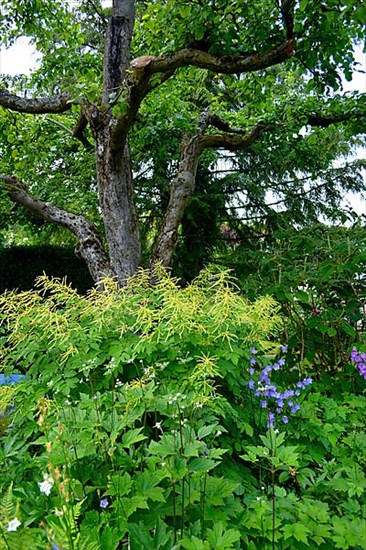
[0,89,71,114]
[150,121,267,269]
[87,0,108,22]
[0,175,112,282]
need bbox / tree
[0,0,365,285]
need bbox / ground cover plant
[0,269,365,549]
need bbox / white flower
[39,474,54,496]
[216,430,222,436]
[7,518,21,532]
[154,421,163,430]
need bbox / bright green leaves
[294,0,364,90]
[206,522,241,549]
[283,522,311,545]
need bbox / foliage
[0,1,365,280]
[221,222,366,372]
[0,270,365,548]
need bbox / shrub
[0,268,365,549]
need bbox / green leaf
[188,457,218,474]
[206,522,241,549]
[180,536,210,550]
[121,428,147,448]
[197,424,219,439]
[283,523,310,544]
[107,472,132,497]
[100,525,123,550]
[179,5,191,18]
[119,495,148,517]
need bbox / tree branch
[150,121,267,269]
[306,111,366,129]
[0,175,112,282]
[110,38,294,149]
[199,112,248,134]
[102,1,135,105]
[72,111,93,149]
[280,0,295,39]
[0,89,72,114]
[148,39,295,76]
[198,122,268,151]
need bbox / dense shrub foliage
[0,269,365,549]
[224,223,366,371]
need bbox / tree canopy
[0,0,365,285]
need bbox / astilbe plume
[248,347,312,428]
[350,348,366,380]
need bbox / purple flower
[281,345,288,353]
[350,349,366,380]
[264,387,278,398]
[250,357,256,365]
[251,347,257,355]
[267,412,275,428]
[100,498,109,509]
[247,349,312,428]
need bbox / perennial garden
[0,268,365,549]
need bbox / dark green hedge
[0,246,93,293]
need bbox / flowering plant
[248,347,312,427]
[350,348,366,380]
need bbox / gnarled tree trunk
[89,0,141,284]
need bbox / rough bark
[1,175,112,282]
[102,0,135,106]
[0,90,71,114]
[150,122,268,269]
[85,0,141,285]
[150,137,203,269]
[92,116,141,285]
[148,39,295,76]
